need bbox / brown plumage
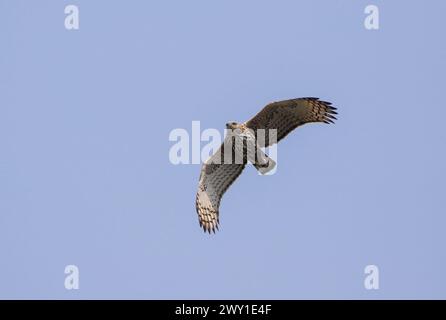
[246,97,338,147]
[196,97,337,233]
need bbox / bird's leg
[244,136,276,174]
[253,146,276,175]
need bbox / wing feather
[195,141,246,233]
[245,97,337,147]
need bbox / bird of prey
[195,97,337,233]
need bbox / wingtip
[304,97,320,101]
[319,100,333,106]
[199,220,219,234]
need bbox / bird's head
[226,121,239,130]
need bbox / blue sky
[1,0,446,299]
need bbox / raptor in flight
[195,97,337,233]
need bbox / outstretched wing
[196,141,246,233]
[245,97,337,147]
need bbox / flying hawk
[195,97,337,233]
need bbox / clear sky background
[1,0,446,299]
